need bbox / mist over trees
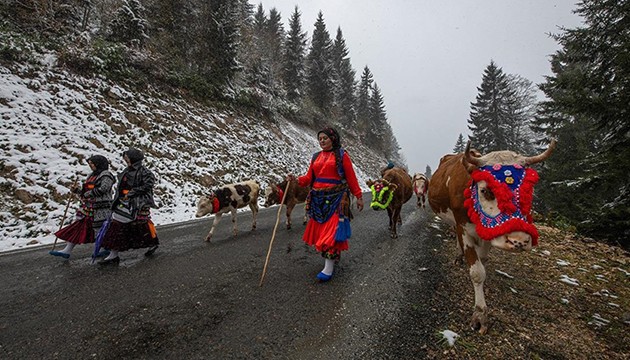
[0,0,401,161]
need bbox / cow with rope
[263,178,310,229]
[195,180,260,241]
[366,167,413,238]
[428,140,556,334]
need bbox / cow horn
[464,141,482,167]
[524,139,557,166]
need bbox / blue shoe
[316,272,333,282]
[49,250,70,259]
[95,250,110,258]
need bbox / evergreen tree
[147,0,196,73]
[306,11,334,112]
[282,6,307,102]
[467,60,513,153]
[108,0,149,47]
[453,133,466,153]
[425,165,432,179]
[468,61,538,154]
[331,27,357,130]
[368,82,388,152]
[201,0,242,93]
[356,65,373,138]
[534,0,630,243]
[265,7,285,91]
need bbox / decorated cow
[366,167,413,238]
[411,173,429,208]
[263,179,310,229]
[195,180,260,241]
[428,140,556,334]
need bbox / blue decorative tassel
[335,215,352,242]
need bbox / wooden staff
[51,177,78,251]
[259,179,292,287]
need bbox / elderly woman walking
[50,155,115,259]
[98,148,159,265]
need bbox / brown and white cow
[366,167,413,238]
[263,179,310,229]
[195,180,260,241]
[428,140,556,334]
[411,173,429,208]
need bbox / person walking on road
[50,155,115,259]
[98,148,159,265]
[288,127,364,282]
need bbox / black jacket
[113,160,156,212]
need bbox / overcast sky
[254,0,583,173]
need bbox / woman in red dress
[289,127,364,282]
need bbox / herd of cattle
[194,140,556,334]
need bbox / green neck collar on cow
[370,184,394,209]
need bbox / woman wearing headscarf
[49,155,115,259]
[288,127,364,282]
[98,148,159,265]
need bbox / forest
[1,0,628,248]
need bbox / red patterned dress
[297,149,363,256]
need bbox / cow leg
[249,202,258,230]
[390,208,399,239]
[231,208,238,236]
[454,225,465,265]
[286,204,293,230]
[205,213,223,241]
[463,232,489,334]
[387,208,393,230]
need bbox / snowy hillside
[0,54,389,252]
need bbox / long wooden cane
[259,179,292,287]
[51,177,78,251]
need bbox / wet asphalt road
[0,193,451,360]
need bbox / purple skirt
[100,219,159,251]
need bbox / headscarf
[317,127,341,150]
[88,155,109,175]
[122,148,144,165]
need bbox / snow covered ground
[0,54,386,252]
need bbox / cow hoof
[454,255,464,266]
[470,308,489,334]
[286,224,292,230]
[204,237,212,242]
[390,233,398,239]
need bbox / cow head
[462,140,556,251]
[195,192,219,217]
[263,183,279,207]
[366,178,398,211]
[412,173,428,195]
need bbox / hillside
[0,50,390,252]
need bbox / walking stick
[51,177,78,251]
[259,179,292,287]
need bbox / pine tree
[533,0,630,243]
[356,65,373,139]
[368,83,389,153]
[306,11,334,112]
[201,0,242,93]
[453,133,466,153]
[282,6,307,102]
[425,165,432,179]
[109,0,149,47]
[265,7,285,92]
[467,60,513,153]
[331,27,357,131]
